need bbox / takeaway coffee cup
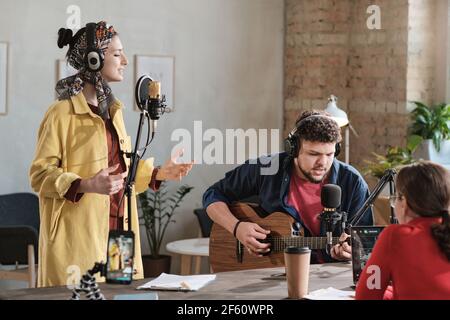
[284,246,311,299]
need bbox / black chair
[0,193,40,288]
[193,208,213,238]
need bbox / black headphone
[284,115,341,158]
[85,22,104,72]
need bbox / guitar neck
[270,236,340,251]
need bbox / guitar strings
[269,237,340,251]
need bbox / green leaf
[411,101,429,110]
[415,115,427,125]
[433,131,442,151]
[406,135,422,152]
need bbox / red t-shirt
[356,217,450,300]
[287,172,326,236]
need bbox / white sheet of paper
[137,273,216,291]
[304,287,355,300]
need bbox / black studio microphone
[135,75,167,132]
[320,184,342,255]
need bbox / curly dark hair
[294,110,342,145]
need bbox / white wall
[0,0,284,274]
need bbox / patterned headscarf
[55,21,117,119]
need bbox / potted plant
[137,182,194,277]
[363,144,418,180]
[409,101,450,166]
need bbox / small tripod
[71,262,106,300]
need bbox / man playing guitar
[203,110,373,265]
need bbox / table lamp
[324,95,353,164]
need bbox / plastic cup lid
[284,246,311,254]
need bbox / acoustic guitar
[209,202,342,272]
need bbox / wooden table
[0,262,354,300]
[166,237,209,275]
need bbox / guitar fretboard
[269,236,340,251]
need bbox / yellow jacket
[30,93,153,287]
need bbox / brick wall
[284,0,440,173]
[348,0,409,167]
[285,0,352,136]
[407,0,437,106]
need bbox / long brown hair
[396,161,450,260]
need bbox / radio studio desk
[0,263,354,300]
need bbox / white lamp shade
[324,95,349,127]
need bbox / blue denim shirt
[203,152,373,261]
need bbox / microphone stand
[346,168,398,231]
[124,110,149,233]
[321,209,346,255]
[125,91,167,231]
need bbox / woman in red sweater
[356,161,450,300]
